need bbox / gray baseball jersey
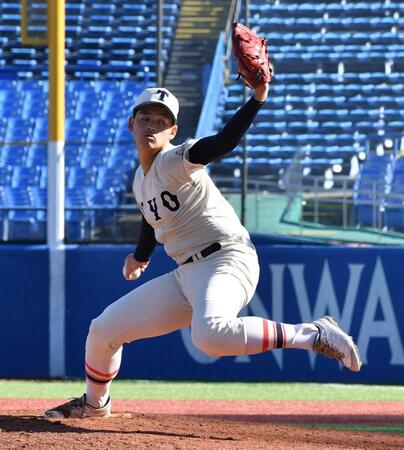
[132,139,250,264]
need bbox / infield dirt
[0,399,403,449]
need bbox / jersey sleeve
[133,215,157,262]
[158,139,205,185]
[181,139,205,172]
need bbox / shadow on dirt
[0,414,235,442]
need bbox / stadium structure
[0,1,403,383]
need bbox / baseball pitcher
[45,26,361,419]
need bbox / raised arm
[188,84,269,165]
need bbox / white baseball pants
[84,243,317,407]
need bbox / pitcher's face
[129,105,178,154]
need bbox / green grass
[306,424,404,435]
[0,380,403,401]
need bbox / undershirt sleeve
[188,96,265,165]
[133,215,157,262]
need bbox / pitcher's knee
[86,314,115,352]
[191,318,230,357]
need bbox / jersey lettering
[145,192,181,220]
[161,191,180,212]
[147,198,161,221]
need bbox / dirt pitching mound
[0,399,403,449]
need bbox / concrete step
[181,8,227,16]
[176,26,224,35]
[172,41,219,50]
[167,63,201,70]
[175,30,222,38]
[178,17,224,24]
[165,80,199,87]
[173,92,200,99]
[182,0,222,5]
[169,55,212,64]
[173,87,201,94]
[169,51,203,59]
[177,102,200,109]
[165,73,199,82]
[171,43,214,52]
[163,82,200,92]
[164,0,232,139]
[177,22,224,30]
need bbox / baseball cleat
[313,316,362,372]
[44,394,111,419]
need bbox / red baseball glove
[231,22,273,89]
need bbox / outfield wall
[1,241,404,383]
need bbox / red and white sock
[85,358,120,408]
[242,317,318,354]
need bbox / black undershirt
[133,95,265,262]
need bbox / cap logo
[157,89,169,101]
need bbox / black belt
[182,242,222,264]
[182,238,254,265]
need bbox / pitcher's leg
[184,250,361,371]
[183,249,318,357]
[85,270,191,407]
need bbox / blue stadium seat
[29,186,47,239]
[65,188,89,241]
[96,166,128,191]
[3,186,41,240]
[6,210,40,241]
[29,186,46,208]
[37,165,47,189]
[65,118,89,143]
[11,166,40,188]
[392,157,404,180]
[1,145,27,166]
[86,119,117,144]
[66,165,97,189]
[3,118,34,143]
[86,187,118,239]
[0,165,12,185]
[79,144,108,168]
[109,143,134,158]
[1,0,401,240]
[353,154,392,227]
[65,143,82,166]
[0,118,7,141]
[31,117,48,142]
[384,204,404,230]
[107,147,135,170]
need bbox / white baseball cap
[132,87,179,124]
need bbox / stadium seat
[26,144,47,167]
[96,166,129,192]
[65,188,89,241]
[86,119,117,144]
[1,145,27,166]
[0,165,12,185]
[2,186,41,241]
[66,118,89,143]
[86,187,118,239]
[31,117,48,143]
[11,166,40,188]
[66,165,97,189]
[0,0,402,241]
[3,118,34,143]
[353,154,392,227]
[64,143,82,166]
